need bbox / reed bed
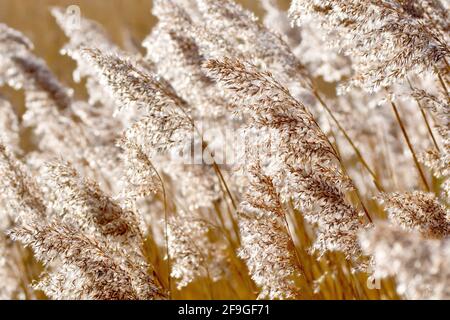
[0,0,448,300]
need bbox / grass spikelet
[0,0,449,301]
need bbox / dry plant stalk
[0,0,449,300]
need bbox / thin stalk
[435,68,450,104]
[389,100,430,192]
[312,89,385,193]
[329,128,373,223]
[444,58,450,73]
[212,161,237,210]
[380,124,397,190]
[148,161,172,298]
[354,185,372,223]
[299,83,375,222]
[213,200,238,250]
[282,214,304,277]
[214,175,241,243]
[176,112,240,242]
[180,108,237,212]
[406,77,440,152]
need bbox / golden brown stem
[328,128,373,223]
[389,100,430,192]
[179,105,238,213]
[435,68,450,104]
[282,214,304,276]
[212,161,237,210]
[312,89,385,193]
[310,90,377,223]
[407,78,440,152]
[148,161,172,298]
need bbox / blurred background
[0,0,290,94]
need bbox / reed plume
[360,222,450,299]
[10,221,166,300]
[0,0,449,301]
[377,191,450,238]
[289,0,450,91]
[205,58,365,260]
[238,160,301,299]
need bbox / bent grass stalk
[389,99,431,192]
[0,0,449,301]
